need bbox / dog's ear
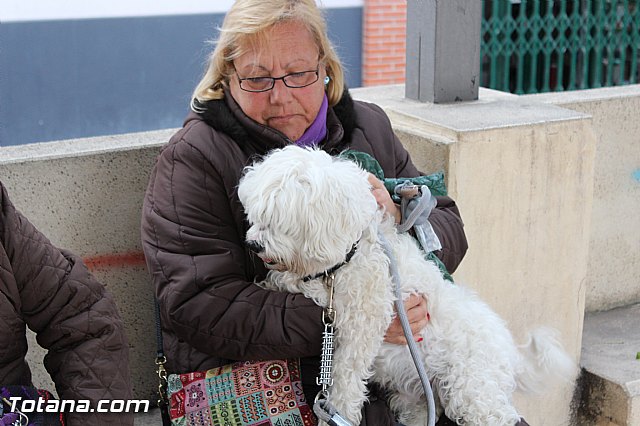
[293,155,378,268]
[238,146,379,274]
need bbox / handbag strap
[154,299,170,425]
[154,299,166,362]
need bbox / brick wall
[362,0,406,86]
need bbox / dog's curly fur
[238,146,577,426]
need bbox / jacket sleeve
[0,183,133,426]
[370,104,469,274]
[140,134,324,362]
[429,196,468,274]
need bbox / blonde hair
[191,0,345,111]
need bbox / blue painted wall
[0,8,362,146]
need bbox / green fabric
[339,150,453,282]
[339,150,447,200]
[426,253,453,282]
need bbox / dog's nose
[246,240,264,253]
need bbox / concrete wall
[3,85,637,423]
[523,85,640,313]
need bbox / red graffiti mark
[83,251,146,270]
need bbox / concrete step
[578,303,640,425]
[134,407,161,425]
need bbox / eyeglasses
[236,66,320,92]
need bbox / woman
[0,181,133,425]
[141,0,468,424]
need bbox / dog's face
[238,147,378,277]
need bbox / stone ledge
[0,128,174,164]
[352,85,590,135]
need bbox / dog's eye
[246,221,264,231]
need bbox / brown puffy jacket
[141,89,467,425]
[0,182,133,425]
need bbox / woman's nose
[269,79,292,103]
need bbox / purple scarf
[295,94,328,147]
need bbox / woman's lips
[268,114,297,124]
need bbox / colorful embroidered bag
[154,300,316,426]
[166,359,316,426]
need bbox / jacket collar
[191,88,357,156]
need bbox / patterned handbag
[155,301,316,426]
[166,358,316,426]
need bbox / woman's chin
[267,121,306,142]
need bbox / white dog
[238,146,576,426]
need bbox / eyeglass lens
[240,70,319,92]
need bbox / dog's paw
[254,280,274,290]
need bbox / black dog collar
[302,242,358,282]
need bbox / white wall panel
[1,0,364,22]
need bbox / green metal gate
[481,0,640,94]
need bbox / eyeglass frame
[234,65,321,93]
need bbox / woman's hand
[384,294,430,345]
[368,174,401,224]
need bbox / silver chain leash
[313,273,353,426]
[316,272,336,398]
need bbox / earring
[324,76,331,85]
